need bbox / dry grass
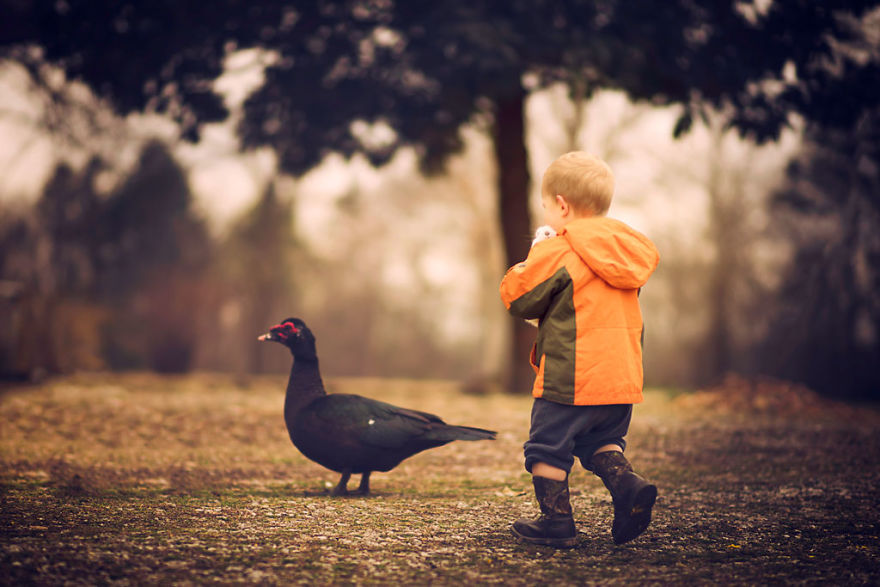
[2,373,879,585]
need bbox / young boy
[499,151,660,548]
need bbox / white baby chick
[532,225,557,246]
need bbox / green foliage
[37,158,105,294]
[3,0,880,391]
[0,0,239,139]
[99,141,211,294]
[96,141,214,372]
[221,182,297,374]
[0,140,215,374]
[4,1,877,168]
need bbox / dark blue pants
[524,398,632,474]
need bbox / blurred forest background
[1,1,878,399]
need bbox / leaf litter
[1,373,879,585]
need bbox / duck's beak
[258,332,272,341]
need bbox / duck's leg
[330,470,351,496]
[356,471,371,495]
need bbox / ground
[1,373,879,585]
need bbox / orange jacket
[500,217,659,405]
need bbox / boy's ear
[556,194,571,215]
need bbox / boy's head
[540,151,614,232]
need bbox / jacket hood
[562,217,659,289]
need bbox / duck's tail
[438,425,497,442]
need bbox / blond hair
[541,151,614,216]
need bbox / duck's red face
[259,317,317,359]
[258,319,300,342]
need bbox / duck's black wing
[309,394,494,449]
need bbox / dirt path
[1,374,878,585]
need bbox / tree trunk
[706,190,733,380]
[493,88,536,394]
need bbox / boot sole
[613,483,657,545]
[511,527,578,548]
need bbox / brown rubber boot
[511,476,578,548]
[590,450,657,544]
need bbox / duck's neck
[284,356,326,420]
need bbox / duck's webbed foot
[330,471,351,496]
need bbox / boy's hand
[517,226,557,328]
